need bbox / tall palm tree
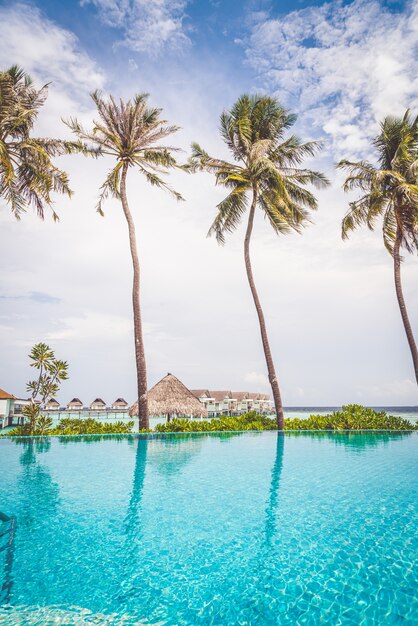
[0,65,84,219]
[189,95,328,429]
[338,111,418,384]
[67,92,183,429]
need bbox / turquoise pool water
[0,431,417,625]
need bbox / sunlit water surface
[0,431,417,625]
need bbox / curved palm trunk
[120,163,149,429]
[393,226,418,384]
[244,190,285,429]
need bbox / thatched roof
[113,398,128,405]
[91,398,106,405]
[129,373,208,418]
[68,398,83,405]
[46,398,60,405]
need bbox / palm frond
[68,90,183,208]
[191,93,327,240]
[1,67,72,219]
[97,163,122,215]
[339,111,418,254]
[136,163,184,201]
[382,205,397,255]
[259,193,299,235]
[208,186,249,244]
[341,197,372,239]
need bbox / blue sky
[0,0,418,406]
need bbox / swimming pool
[0,431,417,624]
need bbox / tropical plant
[284,404,416,431]
[338,111,418,384]
[35,415,53,435]
[5,418,135,437]
[49,417,134,435]
[66,91,183,429]
[0,65,87,219]
[155,411,277,432]
[188,94,329,428]
[22,342,69,435]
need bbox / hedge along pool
[0,431,417,625]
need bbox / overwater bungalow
[90,398,106,410]
[45,398,60,411]
[130,373,208,422]
[111,398,128,410]
[67,398,83,411]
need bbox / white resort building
[0,388,31,429]
[191,390,274,417]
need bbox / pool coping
[0,428,416,441]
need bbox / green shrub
[49,418,134,435]
[284,404,416,431]
[156,405,416,433]
[155,412,277,432]
[4,418,134,436]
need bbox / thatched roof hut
[129,373,208,419]
[67,398,83,410]
[45,398,60,410]
[112,398,128,409]
[90,398,106,410]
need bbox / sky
[1,0,418,406]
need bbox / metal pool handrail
[0,511,16,604]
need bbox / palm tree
[66,92,183,429]
[0,65,84,219]
[338,111,418,384]
[189,94,328,429]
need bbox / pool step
[0,512,16,604]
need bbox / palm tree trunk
[244,189,285,429]
[393,225,418,384]
[120,163,149,429]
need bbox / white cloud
[46,313,132,342]
[0,2,105,143]
[245,0,418,157]
[81,0,191,55]
[356,379,418,402]
[245,371,269,389]
[0,3,104,95]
